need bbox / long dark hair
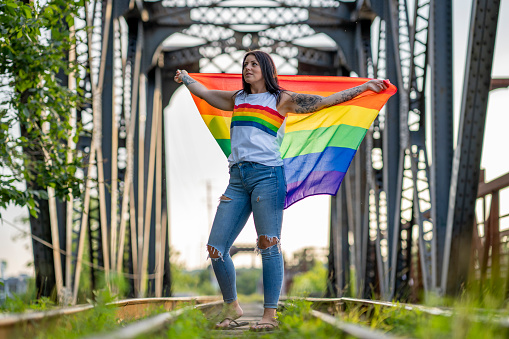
[240,50,285,104]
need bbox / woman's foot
[215,300,244,329]
[250,308,278,331]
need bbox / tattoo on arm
[290,85,364,114]
[329,86,364,106]
[290,93,323,113]
[182,75,197,86]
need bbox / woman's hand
[174,69,189,83]
[364,79,390,93]
[173,70,237,111]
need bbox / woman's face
[243,54,264,85]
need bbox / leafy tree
[0,0,85,217]
[236,268,262,295]
[289,261,327,297]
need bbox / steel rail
[310,309,397,339]
[285,296,452,316]
[84,300,222,339]
[341,297,509,328]
[0,304,93,339]
[306,297,509,327]
[0,297,220,339]
[281,299,398,339]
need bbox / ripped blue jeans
[207,161,286,309]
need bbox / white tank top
[227,91,286,167]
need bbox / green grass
[1,277,57,313]
[145,299,354,339]
[338,291,509,338]
[275,299,352,339]
[4,258,509,339]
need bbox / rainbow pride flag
[188,73,396,208]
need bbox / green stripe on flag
[280,124,367,158]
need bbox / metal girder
[490,78,509,91]
[382,1,402,300]
[87,195,105,292]
[143,2,350,28]
[140,68,163,296]
[328,192,351,297]
[116,18,143,295]
[380,0,437,300]
[141,25,180,72]
[101,1,115,268]
[318,24,358,75]
[367,15,390,298]
[28,200,56,299]
[72,0,114,304]
[355,19,374,298]
[442,0,501,296]
[161,35,343,75]
[429,0,453,289]
[292,44,354,298]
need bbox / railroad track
[0,296,221,339]
[2,297,509,338]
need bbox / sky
[1,0,508,277]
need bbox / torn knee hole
[257,235,279,249]
[220,194,232,201]
[207,245,222,259]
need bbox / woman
[174,50,388,331]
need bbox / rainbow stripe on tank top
[232,103,284,137]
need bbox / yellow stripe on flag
[285,105,379,133]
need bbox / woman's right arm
[174,70,237,111]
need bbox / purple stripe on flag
[284,171,346,209]
[283,147,356,184]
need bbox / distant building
[1,261,30,303]
[4,275,30,297]
[0,260,6,303]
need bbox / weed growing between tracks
[35,287,122,338]
[149,299,349,339]
[0,295,55,313]
[339,292,509,338]
[8,274,131,338]
[275,299,346,339]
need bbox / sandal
[215,317,249,329]
[249,322,279,332]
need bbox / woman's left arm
[279,79,389,115]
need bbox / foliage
[171,266,217,296]
[0,0,85,217]
[147,299,343,339]
[0,277,57,313]
[236,268,261,295]
[170,251,217,296]
[40,289,119,339]
[288,261,327,297]
[1,294,55,313]
[338,290,509,339]
[237,292,263,304]
[271,300,343,339]
[164,308,212,339]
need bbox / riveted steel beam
[442,0,500,296]
[430,0,453,289]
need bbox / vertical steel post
[100,1,115,272]
[383,0,402,299]
[429,0,454,290]
[442,0,500,295]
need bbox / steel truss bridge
[26,0,507,304]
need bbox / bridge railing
[472,169,509,284]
